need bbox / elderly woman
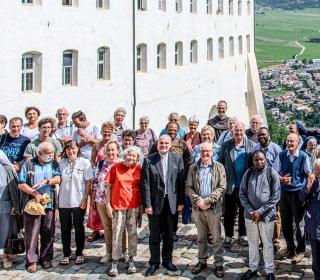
[182,116,201,153]
[301,160,320,280]
[21,106,41,141]
[58,141,93,266]
[105,147,142,276]
[134,116,157,156]
[304,137,317,159]
[191,125,221,164]
[91,141,128,264]
[0,151,20,269]
[112,107,127,145]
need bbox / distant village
[260,59,320,127]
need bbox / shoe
[239,236,248,247]
[75,255,85,265]
[100,253,112,264]
[108,260,118,277]
[291,253,304,265]
[41,261,52,269]
[240,269,257,280]
[266,273,275,280]
[173,232,179,242]
[27,263,37,273]
[87,231,100,242]
[191,262,207,274]
[214,266,225,278]
[60,256,71,266]
[224,236,232,249]
[127,257,136,274]
[3,256,13,269]
[163,262,177,272]
[281,248,295,259]
[145,264,159,276]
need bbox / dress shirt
[199,162,212,198]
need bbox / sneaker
[224,236,232,249]
[100,253,112,264]
[239,236,248,247]
[108,260,118,277]
[291,253,304,265]
[127,257,136,274]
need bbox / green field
[255,8,320,68]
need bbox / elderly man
[141,135,185,276]
[245,115,263,143]
[54,108,75,146]
[24,118,62,161]
[159,112,186,139]
[218,122,256,248]
[273,133,311,264]
[252,127,282,252]
[240,150,280,280]
[207,100,229,141]
[112,107,128,145]
[1,117,30,171]
[186,142,226,278]
[19,142,61,272]
[72,111,100,160]
[217,116,238,146]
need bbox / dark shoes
[172,233,179,242]
[266,273,275,280]
[145,264,159,276]
[41,261,52,270]
[214,266,224,278]
[191,262,207,274]
[240,269,257,280]
[163,262,177,272]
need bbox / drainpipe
[132,0,136,130]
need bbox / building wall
[0,0,261,134]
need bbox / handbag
[5,215,25,255]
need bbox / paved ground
[0,216,315,280]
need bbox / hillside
[256,0,320,10]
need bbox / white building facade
[0,0,265,132]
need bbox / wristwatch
[46,178,50,185]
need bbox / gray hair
[113,107,127,117]
[122,146,143,163]
[200,125,215,137]
[188,116,199,125]
[139,116,150,123]
[250,115,263,124]
[56,107,68,115]
[168,112,179,120]
[37,141,54,155]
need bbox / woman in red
[105,146,142,277]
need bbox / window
[96,0,109,9]
[62,50,78,86]
[190,0,197,13]
[217,0,223,14]
[206,0,212,14]
[62,0,78,6]
[175,0,182,12]
[238,35,243,55]
[97,47,110,80]
[137,44,147,72]
[137,0,147,11]
[238,0,242,15]
[246,35,251,52]
[218,37,224,58]
[22,0,33,3]
[175,42,183,66]
[22,0,42,5]
[157,43,166,69]
[207,38,213,60]
[190,40,198,63]
[229,0,233,15]
[158,0,166,11]
[229,36,234,56]
[21,52,42,93]
[247,0,251,15]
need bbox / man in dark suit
[141,135,185,276]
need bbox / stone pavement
[0,216,315,280]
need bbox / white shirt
[160,153,169,193]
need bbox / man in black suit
[141,135,185,276]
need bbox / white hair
[122,146,143,162]
[139,116,150,123]
[113,107,127,117]
[250,115,263,124]
[37,141,54,155]
[188,116,199,125]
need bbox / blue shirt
[234,145,247,188]
[199,163,212,198]
[0,134,30,163]
[159,127,186,139]
[252,142,282,167]
[54,122,75,139]
[19,160,60,209]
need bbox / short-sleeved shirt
[54,122,75,140]
[24,137,63,159]
[19,159,61,209]
[252,142,282,168]
[234,145,247,188]
[21,125,39,141]
[0,134,30,163]
[72,124,100,160]
[105,162,141,210]
[58,157,94,208]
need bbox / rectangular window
[22,0,33,3]
[63,52,73,85]
[21,56,34,92]
[62,0,72,5]
[97,0,103,8]
[175,0,182,12]
[137,0,147,11]
[97,51,104,79]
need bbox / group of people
[0,101,319,280]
